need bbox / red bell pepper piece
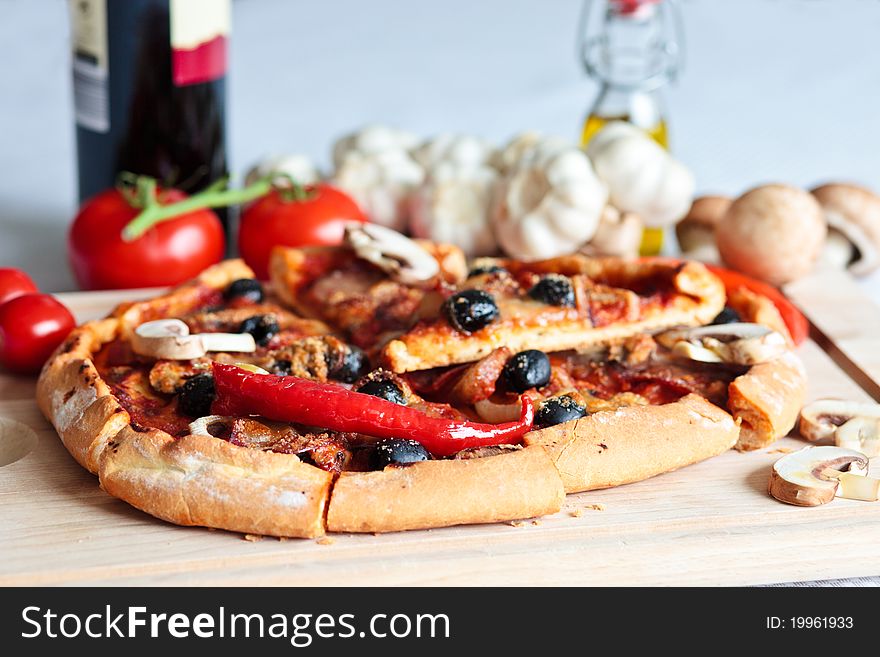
[211,363,535,457]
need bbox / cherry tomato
[0,268,38,306]
[0,294,75,374]
[69,188,225,290]
[238,183,367,279]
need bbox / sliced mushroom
[188,415,235,437]
[798,399,880,442]
[835,416,880,458]
[131,319,257,360]
[769,446,869,506]
[656,322,788,366]
[344,222,439,284]
[811,183,880,276]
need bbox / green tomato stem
[120,177,273,242]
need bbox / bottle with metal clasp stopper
[577,0,684,254]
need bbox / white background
[1,0,880,294]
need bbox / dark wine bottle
[70,0,229,228]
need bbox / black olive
[711,307,741,325]
[238,314,279,346]
[468,264,507,278]
[371,438,430,469]
[329,345,369,383]
[503,350,551,392]
[357,379,407,405]
[223,278,264,304]
[177,374,215,417]
[528,275,575,308]
[535,396,587,428]
[271,359,292,375]
[444,289,499,333]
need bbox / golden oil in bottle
[581,114,670,256]
[580,114,669,150]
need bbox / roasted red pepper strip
[211,363,534,457]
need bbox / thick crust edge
[99,428,333,538]
[729,352,807,451]
[523,394,740,494]
[326,445,564,533]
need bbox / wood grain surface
[1,285,879,586]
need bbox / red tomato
[69,188,225,290]
[238,184,367,279]
[0,294,75,374]
[0,268,38,306]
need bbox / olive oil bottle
[577,0,683,255]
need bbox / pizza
[37,229,806,538]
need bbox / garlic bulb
[491,135,608,260]
[244,154,320,187]
[586,121,694,228]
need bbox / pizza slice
[269,235,727,373]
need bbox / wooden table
[2,271,879,586]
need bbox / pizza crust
[326,445,564,533]
[728,352,807,451]
[523,394,740,493]
[100,427,333,538]
[726,287,794,345]
[36,319,128,473]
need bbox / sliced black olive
[372,438,430,469]
[535,395,587,428]
[271,359,292,375]
[467,264,507,278]
[223,278,264,304]
[177,374,215,417]
[329,345,370,383]
[356,379,407,406]
[503,349,551,392]
[711,307,742,325]
[238,314,279,346]
[528,275,575,308]
[444,289,499,333]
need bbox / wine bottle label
[170,0,230,87]
[69,0,109,133]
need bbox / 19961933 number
[767,617,854,629]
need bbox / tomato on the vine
[0,294,75,374]
[68,187,225,290]
[238,183,367,279]
[0,268,38,306]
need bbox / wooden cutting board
[2,271,879,586]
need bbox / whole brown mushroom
[716,184,827,286]
[675,195,732,262]
[811,183,880,276]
